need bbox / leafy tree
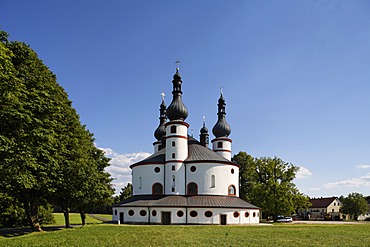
[233,151,310,220]
[0,192,27,228]
[340,193,368,219]
[114,183,133,204]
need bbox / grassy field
[1,223,370,246]
[51,213,107,226]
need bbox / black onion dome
[200,123,208,134]
[212,93,231,138]
[166,68,188,121]
[154,99,167,140]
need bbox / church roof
[113,195,260,209]
[130,137,239,168]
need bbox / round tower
[153,95,167,152]
[199,117,209,148]
[212,92,232,160]
[165,68,189,195]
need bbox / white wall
[132,164,165,195]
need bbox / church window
[233,211,240,218]
[172,165,176,170]
[152,210,157,217]
[171,126,177,133]
[172,175,175,189]
[128,210,134,216]
[204,211,213,218]
[190,166,196,172]
[189,211,198,217]
[114,210,117,215]
[253,212,256,217]
[245,212,250,218]
[187,182,198,195]
[177,210,184,217]
[217,142,223,148]
[140,210,147,216]
[139,177,142,189]
[154,167,160,173]
[158,145,162,150]
[172,188,175,192]
[231,168,234,174]
[228,185,236,196]
[211,175,215,188]
[152,183,163,195]
[172,153,175,159]
[172,141,176,147]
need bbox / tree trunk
[80,211,86,226]
[23,199,42,232]
[63,208,71,228]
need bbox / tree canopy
[233,151,310,220]
[0,29,114,231]
[340,192,368,219]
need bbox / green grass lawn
[49,213,105,226]
[1,223,370,246]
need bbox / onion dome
[199,117,209,147]
[154,99,167,140]
[212,92,231,138]
[166,68,189,121]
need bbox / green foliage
[340,193,368,219]
[233,152,310,219]
[114,183,133,204]
[0,192,27,228]
[1,224,370,246]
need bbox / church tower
[153,96,167,152]
[165,68,189,195]
[212,92,232,160]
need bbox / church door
[220,214,227,225]
[119,212,124,224]
[162,212,171,225]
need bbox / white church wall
[164,162,186,195]
[132,164,165,195]
[186,163,239,196]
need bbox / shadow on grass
[0,225,78,238]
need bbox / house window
[217,142,223,148]
[205,211,213,218]
[332,209,334,213]
[334,203,336,206]
[154,167,160,173]
[245,212,250,218]
[228,185,236,196]
[140,210,147,216]
[189,211,198,217]
[172,165,176,171]
[211,175,215,188]
[172,153,175,159]
[172,141,176,147]
[152,183,163,195]
[187,182,198,195]
[190,166,196,172]
[139,177,142,189]
[171,126,177,133]
[233,211,240,218]
[115,210,117,215]
[128,210,134,216]
[177,211,184,217]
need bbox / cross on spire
[161,92,165,101]
[175,59,181,69]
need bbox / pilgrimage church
[112,68,260,225]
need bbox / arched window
[152,183,163,195]
[172,153,175,159]
[211,175,215,188]
[187,182,198,195]
[228,185,236,196]
[139,177,142,189]
[172,141,176,147]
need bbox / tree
[114,183,133,204]
[233,151,310,220]
[340,193,368,219]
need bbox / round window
[204,211,213,218]
[245,212,250,218]
[190,166,196,172]
[152,210,157,217]
[233,211,240,218]
[189,210,198,217]
[154,167,160,173]
[140,210,147,216]
[128,210,134,216]
[177,210,184,217]
[231,168,234,174]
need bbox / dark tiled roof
[130,137,238,168]
[309,197,338,208]
[114,195,259,209]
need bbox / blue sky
[2,0,370,197]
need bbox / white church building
[112,69,260,225]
